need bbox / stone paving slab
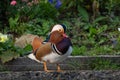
[0,70,120,80]
[0,56,120,71]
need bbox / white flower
[118,28,120,31]
[0,33,8,43]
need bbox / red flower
[10,0,17,6]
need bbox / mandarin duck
[28,31,72,72]
[32,24,67,53]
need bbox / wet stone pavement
[0,70,120,80]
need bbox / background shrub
[0,0,120,56]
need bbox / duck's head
[51,24,66,34]
[49,31,67,44]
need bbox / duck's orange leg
[43,61,49,72]
[43,61,55,72]
[57,64,63,72]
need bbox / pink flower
[10,0,17,6]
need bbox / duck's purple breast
[56,37,72,55]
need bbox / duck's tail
[28,53,43,63]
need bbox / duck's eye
[58,29,62,32]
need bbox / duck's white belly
[42,46,72,63]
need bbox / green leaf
[78,6,89,22]
[0,50,20,63]
[24,44,32,51]
[19,44,32,56]
[93,16,107,23]
[89,27,97,37]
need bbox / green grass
[90,59,120,70]
[72,45,120,56]
[68,58,120,70]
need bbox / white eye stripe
[51,24,64,32]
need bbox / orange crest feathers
[49,31,64,44]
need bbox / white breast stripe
[51,43,62,55]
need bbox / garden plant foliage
[0,0,120,63]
